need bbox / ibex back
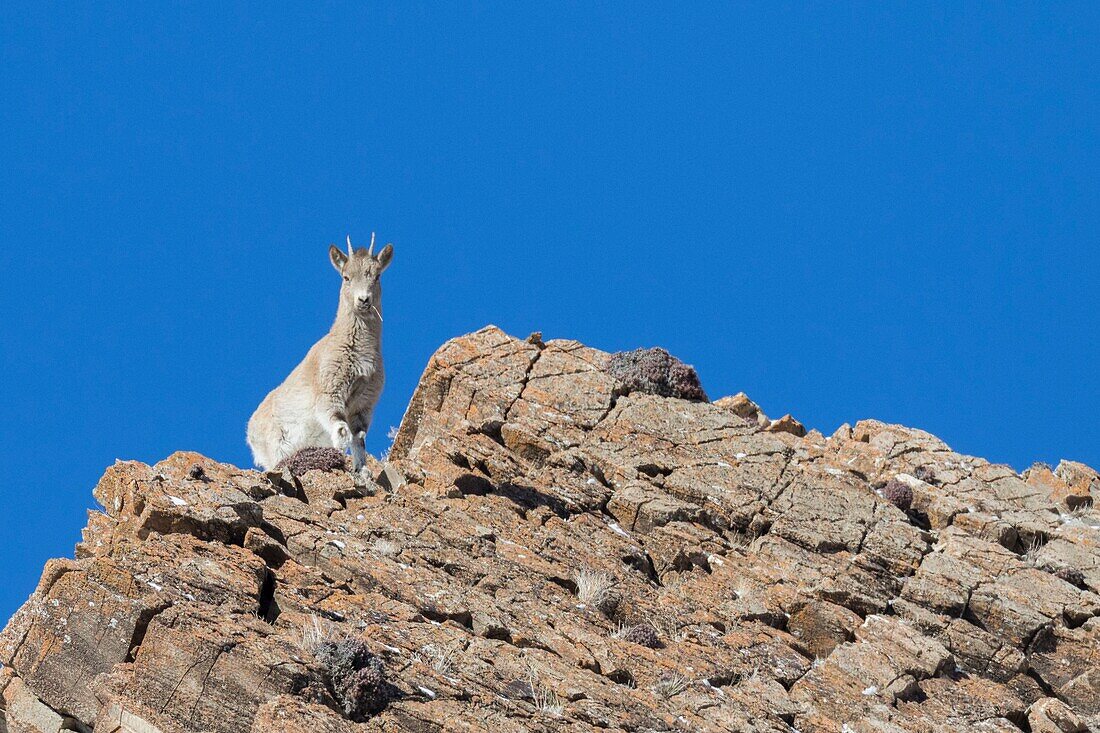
[247,235,393,472]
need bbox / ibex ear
[329,245,348,273]
[376,244,394,272]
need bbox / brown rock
[765,414,806,437]
[3,556,161,723]
[115,605,324,733]
[787,600,862,659]
[714,392,769,426]
[1055,460,1100,505]
[1028,697,1087,733]
[1028,621,1100,715]
[3,326,1099,732]
[3,675,76,733]
[1027,462,1093,510]
[606,482,703,534]
[250,695,358,733]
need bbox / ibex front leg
[349,408,374,473]
[350,433,368,472]
[317,393,354,458]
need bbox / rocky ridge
[2,325,1099,733]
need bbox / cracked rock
[3,326,1099,733]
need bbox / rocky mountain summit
[3,326,1100,733]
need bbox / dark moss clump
[881,479,914,512]
[502,678,535,700]
[316,638,390,719]
[623,623,661,649]
[607,348,708,402]
[913,465,938,485]
[278,447,348,476]
[1050,566,1086,588]
[593,587,622,619]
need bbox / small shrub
[342,657,388,717]
[607,348,708,402]
[299,617,390,720]
[315,637,390,719]
[727,532,752,550]
[278,447,348,476]
[621,623,661,649]
[1063,503,1094,522]
[881,479,913,512]
[650,611,686,643]
[298,613,326,651]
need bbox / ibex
[247,234,393,472]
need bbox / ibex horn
[368,231,376,257]
[346,235,353,256]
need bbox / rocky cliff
[3,326,1099,733]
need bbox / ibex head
[329,233,394,319]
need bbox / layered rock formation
[3,326,1099,733]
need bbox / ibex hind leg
[248,421,286,472]
[257,433,295,472]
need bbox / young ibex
[247,234,393,472]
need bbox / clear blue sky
[1,4,1097,622]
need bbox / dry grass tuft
[574,569,614,608]
[372,537,401,556]
[526,668,565,716]
[652,673,690,699]
[1022,535,1046,566]
[416,642,459,676]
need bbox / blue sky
[1,3,1097,622]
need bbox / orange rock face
[3,325,1099,732]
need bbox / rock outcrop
[3,325,1099,732]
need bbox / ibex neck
[332,304,382,350]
